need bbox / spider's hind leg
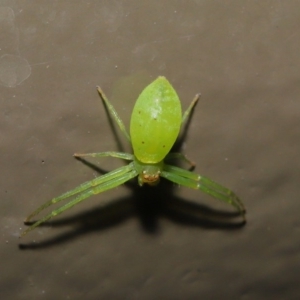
[165,153,195,170]
[97,86,131,142]
[74,151,134,161]
[181,93,200,124]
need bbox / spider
[21,76,245,237]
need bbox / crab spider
[21,76,245,237]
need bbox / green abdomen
[130,77,182,163]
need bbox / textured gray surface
[1,1,300,299]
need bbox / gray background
[1,1,299,299]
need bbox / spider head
[139,169,161,186]
[134,157,163,186]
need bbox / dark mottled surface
[1,1,299,299]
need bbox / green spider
[21,76,245,237]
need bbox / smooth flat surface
[1,1,299,299]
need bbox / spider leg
[161,164,245,218]
[97,86,131,142]
[21,163,137,237]
[165,152,195,168]
[25,163,135,222]
[74,151,134,161]
[181,93,200,124]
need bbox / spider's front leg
[21,163,138,237]
[161,164,245,219]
